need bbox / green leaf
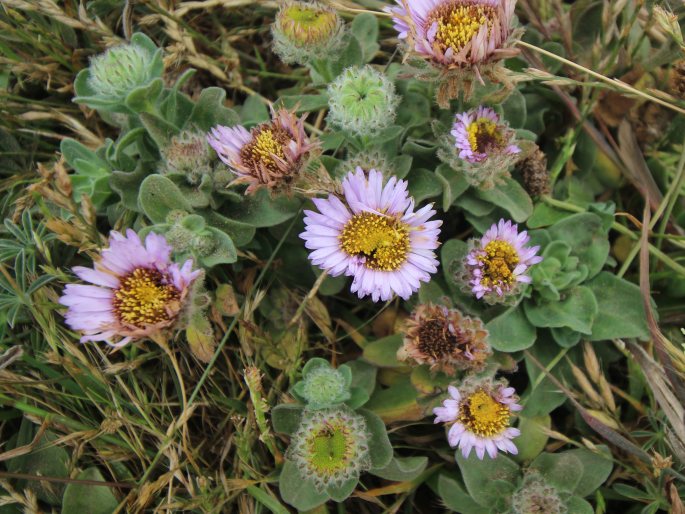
[365,378,424,423]
[475,177,533,222]
[410,365,452,395]
[278,94,330,113]
[359,408,393,470]
[436,163,469,211]
[527,203,570,228]
[6,423,69,506]
[529,452,584,493]
[125,77,164,113]
[565,496,594,514]
[350,13,379,62]
[370,456,428,482]
[279,460,329,511]
[513,415,550,462]
[362,334,403,368]
[500,88,527,128]
[328,37,363,77]
[62,467,118,514]
[240,95,270,126]
[586,272,649,341]
[435,472,489,514]
[522,341,572,416]
[486,306,537,352]
[326,477,357,502]
[548,213,609,279]
[223,189,300,227]
[139,112,179,148]
[456,451,521,508]
[271,404,304,436]
[565,446,613,497]
[198,227,238,267]
[524,286,598,335]
[346,359,377,399]
[139,174,193,223]
[407,168,442,203]
[189,87,239,130]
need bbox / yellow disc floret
[467,117,504,153]
[431,2,496,54]
[249,127,286,167]
[339,212,410,271]
[113,268,180,327]
[458,388,511,437]
[477,240,519,287]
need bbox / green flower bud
[272,1,345,65]
[327,66,400,137]
[292,358,352,409]
[88,44,153,99]
[160,130,214,184]
[287,407,371,491]
[512,473,567,514]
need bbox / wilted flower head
[327,66,400,137]
[88,44,154,99]
[387,0,518,68]
[462,219,542,304]
[160,130,214,184]
[60,230,202,347]
[398,303,491,374]
[287,407,371,490]
[300,167,442,302]
[512,472,567,514]
[207,107,317,195]
[516,146,550,197]
[272,1,345,65]
[439,106,520,189]
[433,378,521,459]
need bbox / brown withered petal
[397,303,491,374]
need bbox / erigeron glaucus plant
[272,1,346,65]
[386,0,521,106]
[207,106,318,195]
[59,230,202,347]
[438,105,522,190]
[326,65,400,137]
[300,167,442,302]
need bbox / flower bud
[272,1,345,65]
[160,130,214,184]
[327,66,400,137]
[512,473,567,514]
[88,43,155,100]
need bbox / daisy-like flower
[452,106,520,163]
[439,105,521,189]
[386,0,520,105]
[207,107,317,195]
[59,230,202,347]
[387,0,518,69]
[463,219,542,304]
[300,167,442,302]
[398,303,491,374]
[433,380,522,459]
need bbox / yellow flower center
[250,128,285,167]
[467,117,504,154]
[113,268,180,327]
[339,212,410,271]
[431,3,496,54]
[458,388,511,437]
[280,5,337,45]
[478,240,519,287]
[307,422,355,474]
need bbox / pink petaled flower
[433,381,522,460]
[386,0,518,69]
[300,167,442,302]
[464,219,542,303]
[207,106,317,195]
[59,230,202,347]
[452,106,520,163]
